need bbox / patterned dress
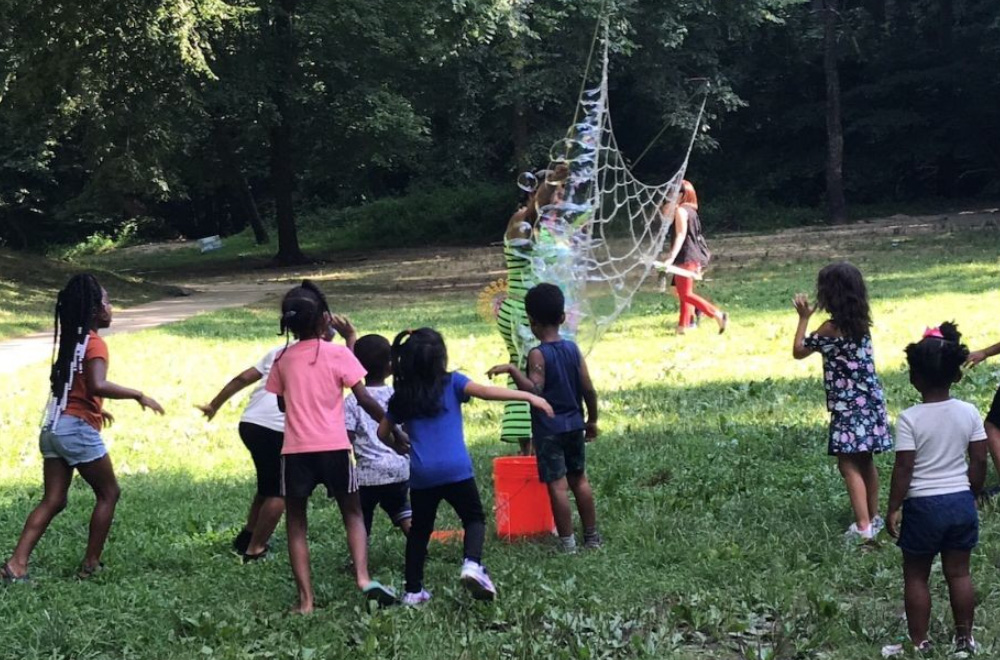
[496,240,537,443]
[804,332,892,456]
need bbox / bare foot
[289,602,314,615]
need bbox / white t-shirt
[895,398,986,499]
[344,385,409,487]
[240,347,286,433]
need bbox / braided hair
[387,328,448,421]
[276,280,331,363]
[43,274,104,428]
[905,322,969,389]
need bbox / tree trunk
[270,0,306,265]
[822,0,847,224]
[238,176,269,245]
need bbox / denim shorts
[39,415,108,466]
[898,490,978,556]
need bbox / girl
[792,262,892,541]
[264,281,395,613]
[882,323,986,656]
[2,274,165,583]
[377,328,553,606]
[197,316,357,562]
[964,337,1000,492]
[659,180,727,335]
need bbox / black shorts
[986,386,1000,429]
[533,430,586,483]
[360,482,412,533]
[281,450,357,499]
[238,422,284,498]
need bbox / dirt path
[2,207,995,374]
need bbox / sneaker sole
[460,575,496,601]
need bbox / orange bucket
[493,456,555,540]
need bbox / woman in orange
[660,180,728,335]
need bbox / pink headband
[923,326,944,339]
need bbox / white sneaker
[459,560,497,601]
[871,516,885,537]
[845,522,874,542]
[881,640,931,657]
[402,589,431,606]
[955,636,977,657]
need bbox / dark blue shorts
[533,430,586,483]
[898,491,978,556]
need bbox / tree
[819,0,847,223]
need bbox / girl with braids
[264,280,396,613]
[377,328,553,606]
[2,274,164,583]
[792,262,892,543]
[882,323,986,657]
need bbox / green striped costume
[496,241,537,443]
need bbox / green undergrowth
[1,229,999,658]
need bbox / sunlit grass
[1,229,1000,658]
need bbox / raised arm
[465,380,554,417]
[85,357,164,414]
[197,367,262,420]
[487,348,545,395]
[792,294,817,360]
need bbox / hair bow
[923,326,943,339]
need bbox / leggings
[675,261,719,327]
[405,477,486,593]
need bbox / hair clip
[922,326,944,339]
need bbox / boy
[345,334,412,538]
[488,282,601,553]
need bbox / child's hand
[530,395,555,418]
[966,350,988,368]
[329,315,357,342]
[139,394,165,415]
[391,427,410,455]
[585,421,599,440]
[886,509,901,539]
[195,404,216,421]
[486,364,512,378]
[101,410,115,428]
[793,294,815,319]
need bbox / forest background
[0,0,997,262]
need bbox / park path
[0,279,288,374]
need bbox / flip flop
[241,550,268,565]
[1,562,30,584]
[362,581,398,607]
[77,562,105,580]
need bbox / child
[345,334,412,537]
[264,281,395,613]
[197,316,357,561]
[2,274,165,583]
[964,338,1000,491]
[882,323,987,656]
[792,262,892,541]
[488,283,601,553]
[377,328,553,606]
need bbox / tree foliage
[0,0,997,250]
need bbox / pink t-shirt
[265,340,367,455]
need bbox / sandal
[362,581,398,607]
[77,562,105,580]
[241,550,268,565]
[2,562,30,584]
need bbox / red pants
[674,262,719,327]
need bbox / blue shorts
[533,430,586,483]
[39,415,108,467]
[898,491,978,556]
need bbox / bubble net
[513,40,705,350]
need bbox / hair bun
[938,321,961,342]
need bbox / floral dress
[804,332,892,456]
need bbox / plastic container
[493,456,555,540]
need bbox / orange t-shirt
[64,331,108,431]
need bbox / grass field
[1,227,1000,659]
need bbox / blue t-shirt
[386,372,474,490]
[531,340,585,438]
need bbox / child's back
[896,399,984,497]
[531,340,584,437]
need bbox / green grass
[2,228,1000,659]
[0,248,178,341]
